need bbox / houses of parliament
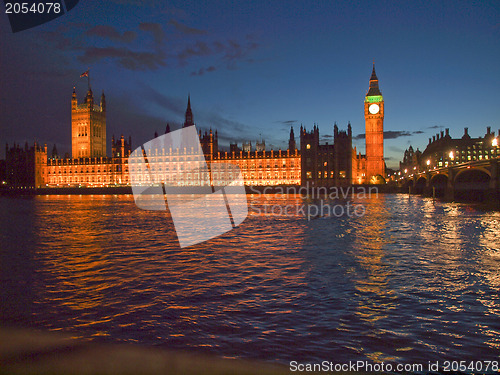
[4,66,386,188]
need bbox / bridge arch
[454,168,491,202]
[414,176,427,194]
[430,173,448,198]
[403,178,414,192]
[454,167,491,182]
[370,174,386,184]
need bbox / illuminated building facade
[71,87,106,158]
[400,127,500,173]
[132,128,301,187]
[212,147,300,186]
[211,125,300,186]
[44,135,131,186]
[137,109,301,187]
[299,123,354,186]
[5,65,387,188]
[40,89,300,188]
[364,63,385,182]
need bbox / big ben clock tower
[364,63,385,182]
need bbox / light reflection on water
[0,193,499,363]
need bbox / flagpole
[80,68,90,91]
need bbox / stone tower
[364,63,385,182]
[71,87,106,158]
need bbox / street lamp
[449,151,454,160]
[426,159,431,168]
[493,138,498,147]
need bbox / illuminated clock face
[369,103,380,114]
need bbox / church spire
[288,126,296,151]
[184,94,194,127]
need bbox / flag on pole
[80,70,89,78]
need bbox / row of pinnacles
[3,65,387,188]
[299,123,357,186]
[3,92,364,188]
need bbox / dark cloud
[139,22,166,44]
[43,23,166,71]
[130,86,256,148]
[384,131,413,139]
[168,19,206,35]
[86,25,137,43]
[354,130,423,140]
[413,130,424,134]
[42,20,257,73]
[427,125,443,129]
[190,66,216,76]
[201,111,257,146]
[178,39,258,70]
[78,47,167,70]
[42,24,86,50]
[137,85,186,116]
[275,120,297,125]
[222,40,259,65]
[388,146,405,154]
[107,96,171,149]
[178,41,213,60]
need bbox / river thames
[1,193,499,367]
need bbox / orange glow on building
[6,66,386,188]
[71,87,106,159]
[364,63,385,182]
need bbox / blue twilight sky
[0,0,499,168]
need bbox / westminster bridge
[399,158,500,206]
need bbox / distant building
[229,143,240,153]
[255,139,265,152]
[242,141,251,153]
[0,159,6,184]
[300,123,354,186]
[399,145,422,173]
[400,127,500,174]
[5,142,47,188]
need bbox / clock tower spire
[364,63,385,183]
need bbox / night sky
[1,1,499,168]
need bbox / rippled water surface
[1,193,499,364]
